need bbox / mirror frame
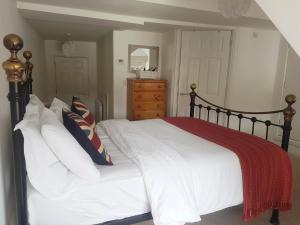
[128,44,159,73]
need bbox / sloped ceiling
[17,0,275,41]
[255,0,300,57]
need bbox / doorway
[54,56,90,106]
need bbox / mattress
[27,126,150,225]
[27,120,243,225]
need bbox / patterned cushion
[63,109,113,165]
[71,96,95,128]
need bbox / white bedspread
[133,119,243,214]
[102,119,201,225]
[28,119,243,225]
[28,126,149,225]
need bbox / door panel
[54,57,89,106]
[207,58,221,95]
[177,31,232,119]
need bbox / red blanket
[163,117,293,220]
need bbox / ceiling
[17,0,276,41]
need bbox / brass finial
[283,94,296,122]
[2,34,25,82]
[23,50,33,74]
[3,34,23,53]
[285,94,296,105]
[23,51,32,61]
[190,83,197,91]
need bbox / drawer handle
[156,113,160,117]
[154,95,160,101]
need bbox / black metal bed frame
[189,83,296,225]
[2,34,296,225]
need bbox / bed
[27,121,244,225]
[2,34,296,225]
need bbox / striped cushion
[63,109,113,165]
[71,96,95,128]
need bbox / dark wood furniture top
[127,78,167,121]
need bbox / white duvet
[102,119,200,225]
[28,119,243,225]
[101,119,243,225]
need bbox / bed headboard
[2,34,33,225]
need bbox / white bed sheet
[133,119,243,216]
[28,119,243,225]
[27,126,150,225]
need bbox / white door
[177,31,232,119]
[54,57,89,106]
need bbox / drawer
[133,110,165,120]
[133,92,165,102]
[134,82,166,91]
[133,101,165,111]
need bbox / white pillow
[23,104,40,122]
[40,108,100,180]
[50,97,70,122]
[29,94,45,114]
[15,104,76,199]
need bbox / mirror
[128,45,159,72]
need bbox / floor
[135,155,300,225]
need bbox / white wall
[97,32,114,119]
[226,28,281,110]
[44,40,98,114]
[0,1,47,224]
[113,30,163,118]
[225,28,281,136]
[272,38,300,156]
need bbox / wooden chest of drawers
[127,79,167,121]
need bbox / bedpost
[2,34,28,225]
[270,94,296,225]
[190,83,197,118]
[2,34,25,125]
[23,51,33,104]
[281,94,296,151]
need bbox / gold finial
[23,50,33,73]
[2,34,25,82]
[285,94,296,105]
[190,83,197,91]
[283,94,296,122]
[3,34,23,53]
[23,51,32,61]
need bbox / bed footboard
[189,83,296,225]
